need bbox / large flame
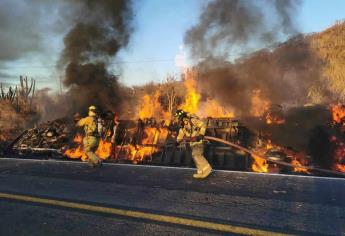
[138,90,170,120]
[64,133,112,161]
[179,69,234,118]
[63,70,345,175]
[201,98,234,118]
[96,139,112,160]
[126,127,169,163]
[179,70,200,114]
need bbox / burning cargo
[3,99,345,178]
[6,115,252,169]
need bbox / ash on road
[0,158,344,235]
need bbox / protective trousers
[83,136,102,166]
[191,143,211,172]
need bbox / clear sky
[1,0,345,89]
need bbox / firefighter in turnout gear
[76,105,102,167]
[175,109,213,179]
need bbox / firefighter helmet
[88,105,97,111]
[174,109,188,119]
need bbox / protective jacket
[176,114,212,178]
[76,116,99,137]
[177,115,206,146]
[76,114,101,166]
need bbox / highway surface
[0,158,344,235]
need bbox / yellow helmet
[88,105,97,111]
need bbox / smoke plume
[196,36,325,116]
[183,0,331,117]
[246,105,331,151]
[185,0,301,58]
[183,0,337,155]
[59,0,133,114]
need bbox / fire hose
[204,136,345,178]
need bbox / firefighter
[76,105,102,167]
[175,109,213,179]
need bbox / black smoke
[184,0,331,117]
[59,0,133,114]
[184,0,337,160]
[196,36,325,116]
[245,105,331,150]
[185,0,301,59]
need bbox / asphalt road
[0,158,344,236]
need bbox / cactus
[0,84,17,104]
[0,76,36,112]
[19,76,35,101]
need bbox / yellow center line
[0,192,292,236]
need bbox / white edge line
[0,157,344,181]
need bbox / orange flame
[331,136,345,173]
[179,70,200,114]
[331,104,345,123]
[291,159,309,173]
[64,133,112,161]
[336,164,345,172]
[64,145,86,160]
[127,145,155,163]
[251,154,268,173]
[265,113,285,125]
[251,89,270,117]
[138,90,171,121]
[64,134,87,160]
[73,134,83,143]
[201,98,234,118]
[251,139,271,173]
[179,70,235,118]
[266,140,273,150]
[124,127,169,163]
[252,139,310,174]
[95,139,112,160]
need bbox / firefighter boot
[191,144,213,179]
[88,152,102,168]
[193,164,212,179]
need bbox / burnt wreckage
[6,111,345,176]
[6,115,254,170]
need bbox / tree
[162,75,178,117]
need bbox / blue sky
[116,0,205,85]
[299,0,345,33]
[1,0,345,89]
